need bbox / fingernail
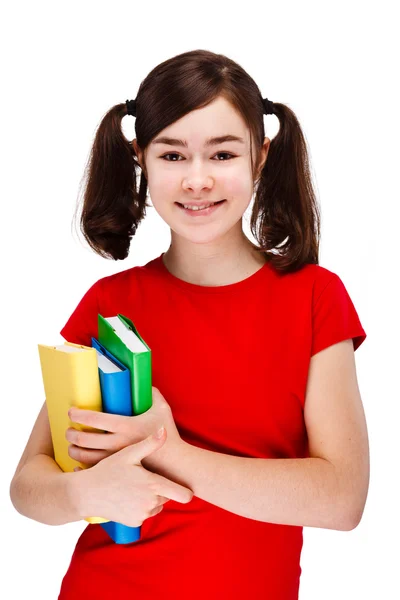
[155,427,164,439]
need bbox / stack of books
[37,314,152,544]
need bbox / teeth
[183,203,214,211]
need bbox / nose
[182,172,214,195]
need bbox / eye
[214,152,235,161]
[160,152,236,162]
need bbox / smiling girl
[10,49,369,600]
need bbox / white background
[2,1,398,598]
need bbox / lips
[176,200,225,208]
[175,199,227,217]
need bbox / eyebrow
[151,134,245,148]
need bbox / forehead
[150,96,250,148]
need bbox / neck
[162,234,266,287]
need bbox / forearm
[147,442,355,531]
[10,454,82,526]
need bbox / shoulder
[60,255,162,344]
[272,261,340,299]
[94,255,161,294]
[300,263,341,296]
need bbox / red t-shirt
[58,252,367,600]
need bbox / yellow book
[37,342,109,524]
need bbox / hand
[73,430,194,527]
[66,386,182,471]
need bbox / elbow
[337,469,369,531]
[340,514,360,532]
[9,476,26,518]
[339,500,366,532]
[9,474,54,526]
[10,476,19,506]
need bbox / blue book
[91,337,141,544]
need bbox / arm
[158,443,351,530]
[11,456,83,526]
[147,340,370,532]
[10,401,82,526]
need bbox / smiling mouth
[176,200,226,209]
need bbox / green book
[98,314,152,414]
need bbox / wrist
[142,436,185,470]
[65,469,93,520]
[143,438,192,486]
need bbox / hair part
[74,49,321,273]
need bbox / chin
[172,223,240,246]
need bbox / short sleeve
[60,280,101,346]
[311,273,367,357]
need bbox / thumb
[118,427,166,464]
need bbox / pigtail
[73,102,149,260]
[250,102,321,273]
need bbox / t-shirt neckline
[154,252,270,294]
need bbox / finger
[150,469,194,504]
[68,444,111,465]
[68,408,131,433]
[148,505,164,517]
[151,387,170,409]
[118,429,167,465]
[158,497,170,506]
[120,428,194,504]
[65,428,122,450]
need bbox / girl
[10,49,369,599]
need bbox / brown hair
[73,49,321,274]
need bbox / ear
[255,137,270,181]
[131,139,145,172]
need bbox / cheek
[149,171,177,196]
[220,174,254,215]
[148,174,178,215]
[220,169,252,197]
